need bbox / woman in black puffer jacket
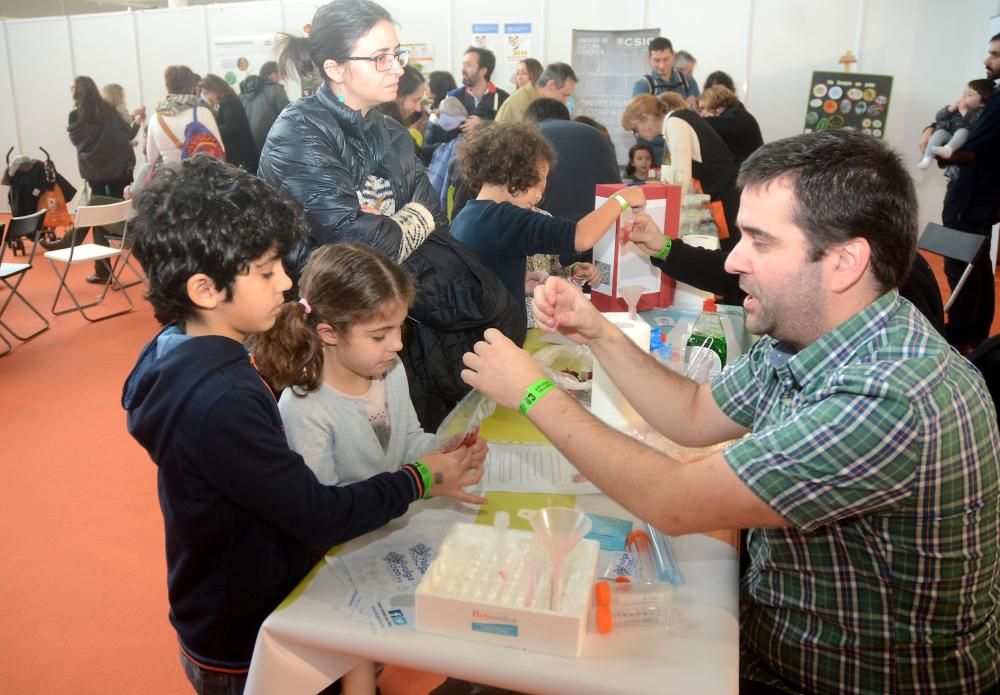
[259,0,525,429]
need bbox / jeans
[179,650,248,695]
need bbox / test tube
[645,523,683,585]
[595,578,673,606]
[626,530,657,584]
[493,511,510,582]
[595,582,676,634]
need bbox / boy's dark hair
[648,37,674,55]
[130,156,306,326]
[524,97,570,123]
[704,70,736,92]
[739,129,917,292]
[457,122,554,197]
[465,46,497,81]
[968,79,994,103]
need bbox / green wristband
[653,237,672,260]
[610,193,629,211]
[412,460,433,499]
[518,378,557,416]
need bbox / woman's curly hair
[457,121,554,197]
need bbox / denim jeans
[179,650,248,695]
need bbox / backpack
[157,105,226,161]
[644,72,690,97]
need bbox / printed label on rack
[471,622,519,637]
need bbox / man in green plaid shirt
[462,128,1000,694]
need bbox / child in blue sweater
[122,157,485,695]
[449,121,646,318]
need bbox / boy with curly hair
[121,156,484,693]
[450,121,645,317]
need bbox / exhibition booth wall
[0,0,996,235]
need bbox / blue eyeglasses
[344,50,410,72]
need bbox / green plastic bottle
[685,298,727,383]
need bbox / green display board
[803,71,894,139]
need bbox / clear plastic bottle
[685,298,727,383]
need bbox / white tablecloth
[246,495,739,695]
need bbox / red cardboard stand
[590,182,682,312]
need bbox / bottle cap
[702,298,717,312]
[595,581,612,607]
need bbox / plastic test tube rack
[415,522,601,657]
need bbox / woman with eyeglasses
[259,0,525,431]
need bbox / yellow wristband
[610,193,629,211]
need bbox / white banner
[211,35,276,90]
[502,23,532,90]
[571,28,660,165]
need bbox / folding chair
[917,223,988,313]
[44,199,134,322]
[0,209,50,355]
[88,195,145,289]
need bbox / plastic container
[595,578,673,606]
[595,602,676,633]
[685,298,728,383]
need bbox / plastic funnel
[621,285,642,320]
[519,507,592,611]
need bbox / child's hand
[628,213,669,257]
[615,185,646,210]
[421,446,487,505]
[571,262,602,286]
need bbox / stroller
[2,146,76,255]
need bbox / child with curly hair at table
[450,121,645,322]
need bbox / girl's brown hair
[252,242,415,393]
